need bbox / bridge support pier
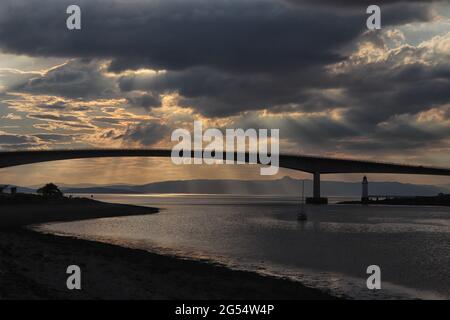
[306,172,328,204]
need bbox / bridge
[1,149,450,204]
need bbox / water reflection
[35,194,450,300]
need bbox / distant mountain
[61,177,448,197]
[0,185,35,194]
[19,186,36,194]
[28,182,102,189]
[61,187,135,194]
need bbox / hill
[60,177,448,197]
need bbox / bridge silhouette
[1,149,450,204]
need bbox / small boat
[298,180,308,221]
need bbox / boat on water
[298,211,307,221]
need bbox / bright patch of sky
[0,53,66,72]
[399,2,450,46]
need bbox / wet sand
[0,200,335,300]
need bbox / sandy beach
[0,198,335,300]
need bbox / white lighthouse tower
[362,176,369,204]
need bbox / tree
[37,183,63,198]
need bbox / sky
[0,0,449,187]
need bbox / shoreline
[0,199,336,300]
[0,197,159,229]
[0,228,336,300]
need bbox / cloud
[0,131,78,149]
[28,113,82,122]
[227,111,357,152]
[0,132,44,150]
[0,133,38,145]
[0,68,42,90]
[117,121,170,146]
[0,0,433,74]
[71,105,91,112]
[287,0,441,7]
[0,0,448,161]
[33,133,76,143]
[125,92,161,110]
[118,66,334,117]
[92,117,122,124]
[119,32,450,121]
[36,102,68,110]
[0,0,440,119]
[2,113,22,120]
[12,60,117,99]
[330,31,450,129]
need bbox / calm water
[35,194,450,299]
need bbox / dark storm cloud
[0,0,437,118]
[0,0,433,74]
[116,121,170,146]
[375,122,441,142]
[337,120,450,152]
[12,60,116,99]
[125,92,161,110]
[229,109,450,154]
[229,113,357,150]
[337,139,426,152]
[335,58,450,127]
[0,0,447,155]
[119,66,339,117]
[287,1,437,32]
[287,0,441,6]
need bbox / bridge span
[1,149,450,204]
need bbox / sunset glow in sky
[0,0,449,186]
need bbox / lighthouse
[362,176,369,204]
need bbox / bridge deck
[1,149,450,176]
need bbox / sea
[34,194,450,299]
